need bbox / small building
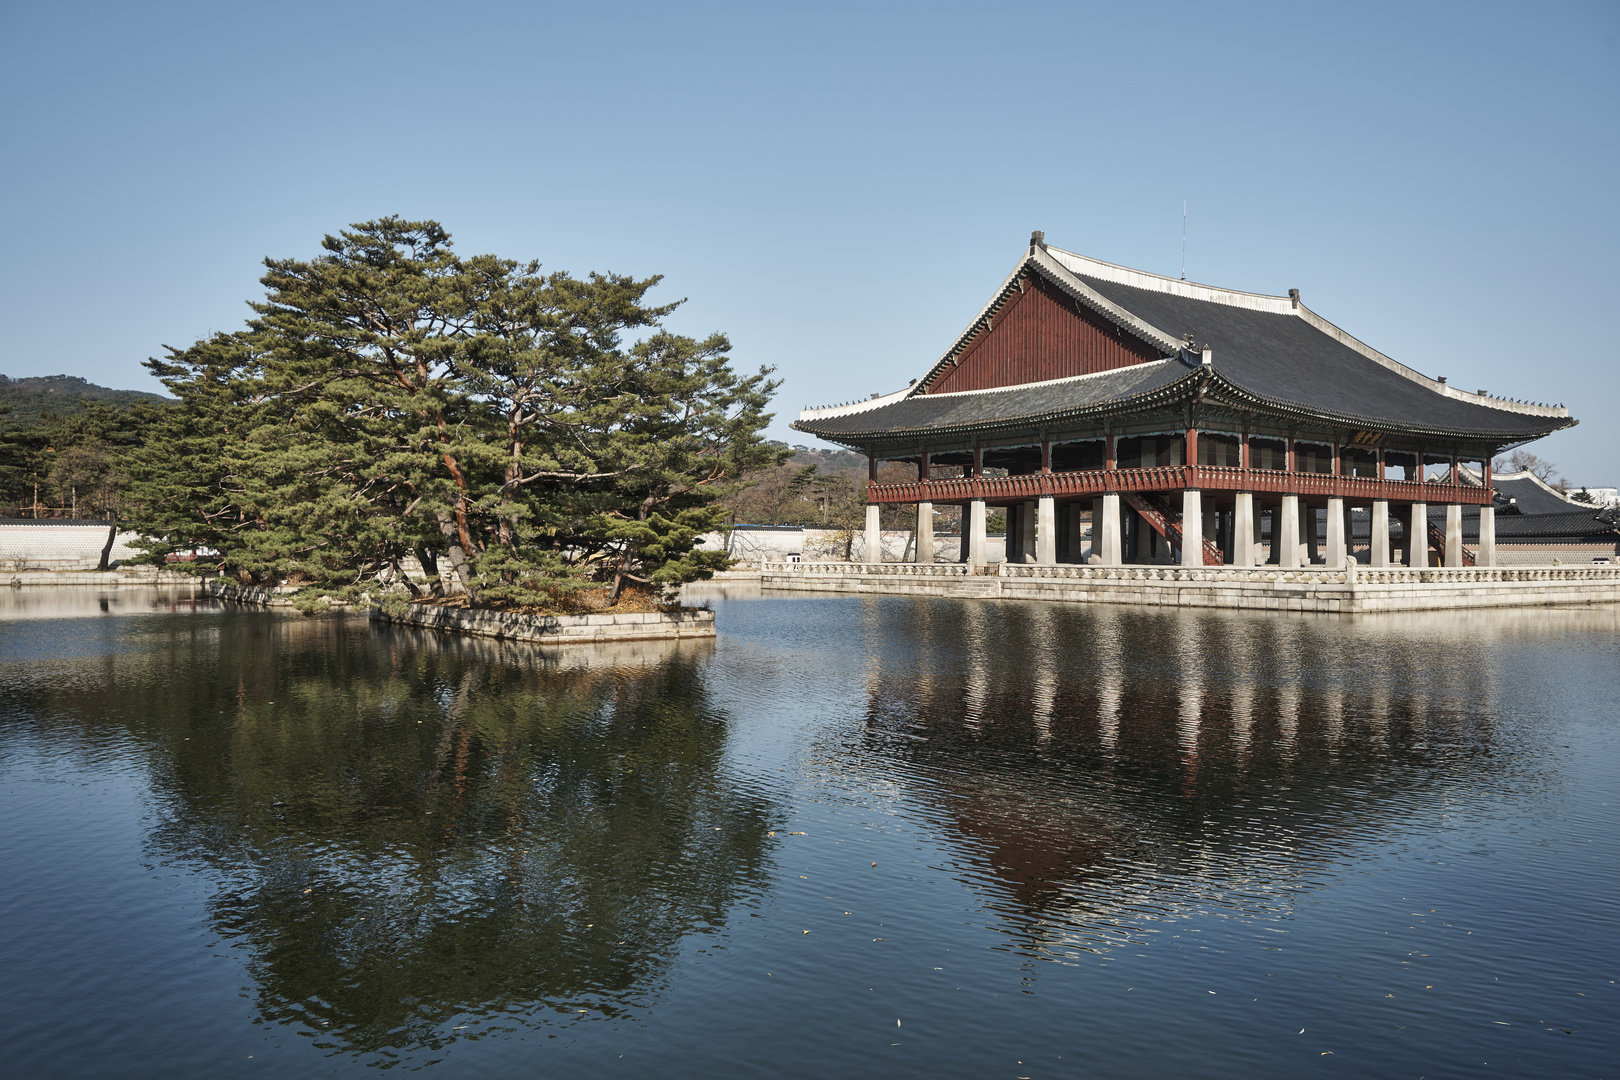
[793,234,1576,568]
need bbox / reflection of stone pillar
[1232,493,1255,566]
[915,501,934,564]
[1445,503,1463,567]
[1099,493,1122,565]
[1021,500,1037,562]
[1279,494,1301,568]
[1370,500,1391,566]
[1478,504,1496,567]
[1408,502,1428,567]
[1180,488,1203,567]
[1326,496,1347,566]
[865,504,882,564]
[967,499,987,566]
[1036,495,1056,565]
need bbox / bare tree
[1494,450,1567,491]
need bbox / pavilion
[792,234,1577,570]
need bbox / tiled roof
[795,360,1190,440]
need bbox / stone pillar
[1180,488,1204,567]
[1306,502,1321,564]
[1252,502,1266,565]
[1279,494,1302,568]
[1445,503,1463,567]
[1370,500,1391,567]
[1036,495,1057,565]
[1021,500,1037,563]
[864,503,882,565]
[967,498,987,566]
[1408,502,1429,567]
[1099,493,1122,565]
[1232,493,1255,566]
[1478,504,1496,567]
[915,501,934,564]
[1325,496,1347,566]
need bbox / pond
[1,585,1616,1077]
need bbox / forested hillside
[0,375,171,424]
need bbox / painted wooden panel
[927,274,1160,394]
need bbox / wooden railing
[868,466,1489,506]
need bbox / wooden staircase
[1122,493,1224,566]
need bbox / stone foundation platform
[760,561,1620,613]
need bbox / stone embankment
[760,561,1620,613]
[5,567,198,587]
[201,581,716,644]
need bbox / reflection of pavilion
[850,600,1577,946]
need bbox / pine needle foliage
[127,217,785,610]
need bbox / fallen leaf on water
[789,831,806,835]
[872,862,878,867]
[303,888,312,894]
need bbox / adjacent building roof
[796,240,1575,446]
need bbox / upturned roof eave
[1203,373,1579,445]
[792,367,1575,449]
[790,369,1205,446]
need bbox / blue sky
[3,1,1616,481]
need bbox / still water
[1,585,1615,1077]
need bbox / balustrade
[865,465,1490,506]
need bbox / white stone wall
[0,523,144,570]
[698,527,1005,564]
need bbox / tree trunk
[435,513,478,601]
[98,521,117,572]
[414,545,442,596]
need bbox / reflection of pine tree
[26,616,774,1063]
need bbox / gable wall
[926,273,1161,394]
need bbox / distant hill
[0,374,173,425]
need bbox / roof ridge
[1046,247,1297,313]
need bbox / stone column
[1279,494,1301,568]
[1408,502,1429,567]
[1021,500,1037,563]
[1370,500,1391,567]
[1445,503,1463,567]
[1232,493,1255,566]
[914,501,934,564]
[967,498,987,566]
[1306,502,1321,564]
[1478,504,1496,567]
[1325,496,1347,566]
[1099,493,1122,565]
[1180,488,1204,567]
[864,503,882,565]
[1036,495,1057,565]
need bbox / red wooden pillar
[918,450,929,483]
[1483,455,1492,490]
[972,447,983,479]
[1185,427,1199,471]
[1040,440,1051,474]
[1377,446,1386,482]
[1450,452,1459,491]
[1240,430,1251,472]
[1415,445,1425,484]
[1105,435,1116,472]
[1286,435,1296,475]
